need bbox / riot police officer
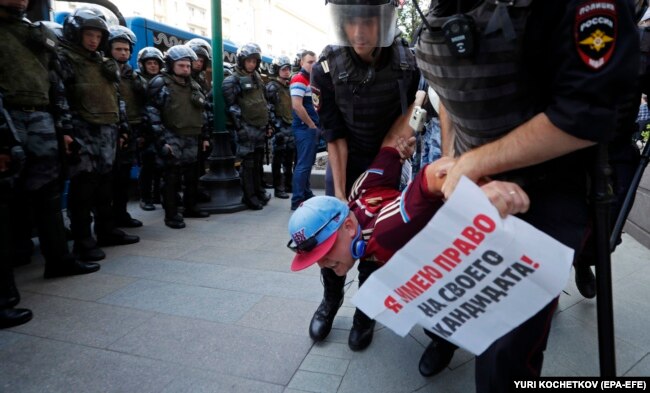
[143,45,211,229]
[222,43,271,210]
[135,47,164,211]
[59,7,140,261]
[309,0,420,354]
[187,38,214,204]
[266,55,295,199]
[0,1,100,280]
[187,37,212,95]
[415,0,639,390]
[107,25,144,228]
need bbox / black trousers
[139,150,161,204]
[68,172,115,240]
[162,162,198,219]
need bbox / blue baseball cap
[287,196,350,271]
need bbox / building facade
[52,0,329,58]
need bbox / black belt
[6,105,49,112]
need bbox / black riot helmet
[223,62,235,77]
[269,55,291,76]
[187,37,212,63]
[164,44,197,73]
[137,46,164,71]
[63,7,110,49]
[236,42,262,70]
[292,49,306,72]
[325,0,398,48]
[108,25,136,54]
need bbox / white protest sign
[352,177,574,355]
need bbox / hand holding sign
[352,177,573,355]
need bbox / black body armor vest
[415,0,535,155]
[321,38,418,157]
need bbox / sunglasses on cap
[287,212,342,254]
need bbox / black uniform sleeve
[222,75,240,108]
[142,75,168,147]
[311,61,347,142]
[222,75,243,129]
[405,67,421,110]
[48,56,73,137]
[542,0,639,143]
[146,75,167,108]
[265,82,280,108]
[203,89,214,139]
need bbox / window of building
[189,27,196,33]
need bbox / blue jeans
[291,126,318,206]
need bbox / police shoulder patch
[575,0,617,70]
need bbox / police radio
[442,14,476,58]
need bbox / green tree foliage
[397,0,430,45]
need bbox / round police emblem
[575,1,617,70]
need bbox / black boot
[0,273,20,309]
[139,152,157,211]
[0,190,28,327]
[253,150,271,204]
[95,174,140,247]
[164,213,186,229]
[33,187,101,278]
[309,268,345,341]
[274,188,289,199]
[419,336,458,377]
[139,200,156,211]
[575,264,596,299]
[348,308,375,351]
[44,256,100,279]
[241,157,263,210]
[272,150,289,199]
[96,228,140,247]
[0,236,20,309]
[0,308,33,329]
[283,149,294,193]
[183,207,210,218]
[111,156,136,227]
[115,214,143,228]
[73,238,106,262]
[272,165,289,199]
[182,163,210,218]
[347,260,380,350]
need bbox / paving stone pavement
[1,196,649,392]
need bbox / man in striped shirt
[290,50,319,211]
[287,119,529,376]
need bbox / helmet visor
[326,3,397,48]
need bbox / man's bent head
[287,196,357,275]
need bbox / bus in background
[53,13,273,74]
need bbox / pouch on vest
[191,89,205,108]
[239,75,255,91]
[415,0,535,154]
